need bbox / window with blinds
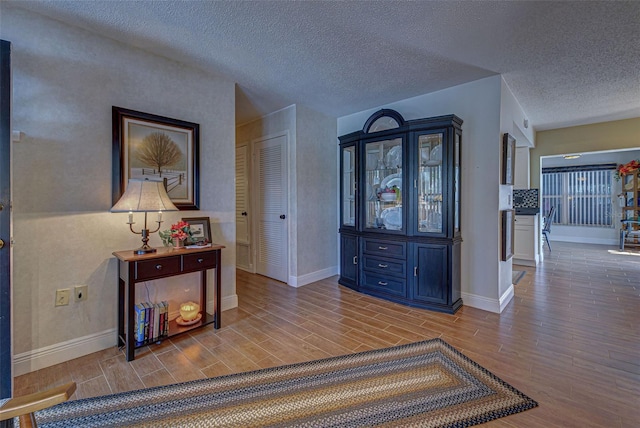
[541,165,615,228]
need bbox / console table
[113,245,224,361]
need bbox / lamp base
[134,245,157,255]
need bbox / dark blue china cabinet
[339,110,463,313]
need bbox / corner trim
[499,285,515,312]
[288,266,339,288]
[461,286,513,314]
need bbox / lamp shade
[111,178,178,212]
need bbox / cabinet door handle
[378,281,388,286]
[414,267,418,277]
[155,264,163,270]
[352,256,358,265]
[378,246,388,250]
[197,258,204,263]
[378,263,388,268]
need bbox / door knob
[280,214,286,219]
[241,211,247,216]
[0,239,4,249]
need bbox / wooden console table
[113,245,224,361]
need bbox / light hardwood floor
[14,242,640,427]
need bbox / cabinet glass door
[341,145,356,227]
[364,137,403,231]
[417,133,443,233]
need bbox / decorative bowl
[380,192,396,202]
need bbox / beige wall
[236,105,338,285]
[3,6,237,372]
[295,105,338,278]
[531,117,640,188]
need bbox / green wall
[531,117,640,188]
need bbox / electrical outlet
[74,285,88,302]
[55,289,70,306]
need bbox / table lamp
[111,178,178,254]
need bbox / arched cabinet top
[363,109,405,134]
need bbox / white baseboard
[215,294,238,311]
[13,329,116,376]
[512,257,536,267]
[499,285,515,312]
[15,294,240,376]
[551,236,617,246]
[288,266,339,288]
[461,285,514,314]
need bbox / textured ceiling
[8,1,640,130]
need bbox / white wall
[338,76,506,312]
[498,79,533,302]
[295,105,338,282]
[3,6,237,374]
[514,147,531,189]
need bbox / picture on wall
[502,133,516,185]
[501,209,514,261]
[112,106,200,210]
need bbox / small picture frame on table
[502,133,516,185]
[182,217,211,245]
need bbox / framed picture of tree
[112,106,200,210]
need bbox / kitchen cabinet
[513,214,540,266]
[338,109,463,313]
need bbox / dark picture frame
[182,216,211,244]
[501,209,514,261]
[112,106,200,210]
[502,133,516,185]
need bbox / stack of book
[134,301,169,346]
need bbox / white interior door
[254,134,288,283]
[235,143,251,270]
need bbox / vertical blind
[542,166,615,228]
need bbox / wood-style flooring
[14,242,640,427]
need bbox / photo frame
[182,217,211,244]
[112,106,200,210]
[502,133,516,185]
[501,209,514,261]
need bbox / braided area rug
[29,338,537,427]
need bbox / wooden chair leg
[18,412,37,428]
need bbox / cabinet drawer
[183,252,217,272]
[361,272,406,296]
[363,239,406,259]
[515,215,534,226]
[362,255,406,277]
[135,257,181,280]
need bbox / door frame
[251,131,290,284]
[0,39,13,399]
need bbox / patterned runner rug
[31,338,537,427]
